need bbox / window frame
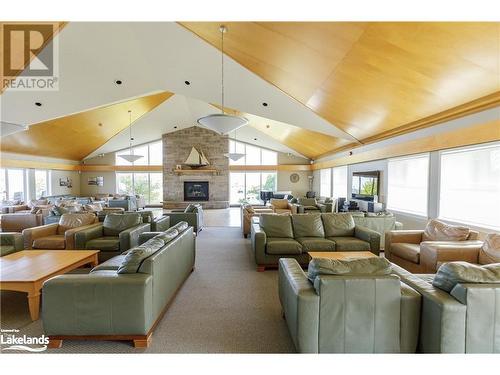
[229,171,278,205]
[228,140,278,166]
[116,171,163,204]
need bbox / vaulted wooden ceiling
[0,91,173,160]
[181,22,500,149]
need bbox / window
[228,140,277,166]
[320,168,332,197]
[6,169,26,201]
[387,154,429,216]
[0,169,6,201]
[35,170,49,198]
[229,172,277,205]
[332,166,348,199]
[115,140,163,166]
[439,143,500,230]
[116,172,163,204]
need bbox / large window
[228,141,277,166]
[0,169,27,201]
[116,172,163,204]
[115,140,163,166]
[332,166,348,199]
[439,143,500,230]
[320,168,331,197]
[387,154,429,216]
[229,172,277,205]
[35,170,49,198]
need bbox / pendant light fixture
[197,25,248,135]
[224,127,245,161]
[118,110,143,163]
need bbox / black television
[351,171,380,201]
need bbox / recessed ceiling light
[184,80,191,85]
[254,138,257,141]
[266,124,270,129]
[174,126,178,129]
[35,102,42,107]
[98,123,103,127]
[262,102,268,107]
[114,79,123,85]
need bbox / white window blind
[387,154,429,216]
[332,166,348,199]
[439,143,500,230]
[320,168,332,197]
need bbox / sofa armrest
[354,225,381,255]
[394,221,403,230]
[278,258,320,353]
[152,216,170,232]
[119,223,151,251]
[0,232,24,255]
[22,223,58,249]
[290,203,303,214]
[251,223,267,266]
[138,231,163,245]
[64,223,102,250]
[385,230,424,258]
[74,224,104,249]
[42,271,153,336]
[316,203,327,213]
[420,240,483,273]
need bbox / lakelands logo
[0,328,49,352]
[1,23,59,91]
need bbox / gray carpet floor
[0,227,295,353]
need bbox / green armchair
[165,204,203,234]
[0,232,24,256]
[75,213,150,261]
[295,197,328,213]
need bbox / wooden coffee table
[0,250,99,321]
[308,251,377,260]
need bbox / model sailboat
[183,147,210,168]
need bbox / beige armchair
[269,198,297,214]
[385,221,480,273]
[22,213,99,250]
[241,204,274,238]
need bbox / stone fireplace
[162,126,230,209]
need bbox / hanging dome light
[118,110,143,163]
[197,25,248,135]
[224,128,245,162]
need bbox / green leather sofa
[42,221,195,348]
[74,213,150,262]
[278,257,421,353]
[0,232,24,256]
[164,204,203,234]
[391,262,500,353]
[251,213,381,271]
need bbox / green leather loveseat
[42,221,195,348]
[74,213,150,262]
[278,257,421,353]
[251,213,380,271]
[0,232,24,256]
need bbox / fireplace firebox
[184,181,209,201]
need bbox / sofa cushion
[478,233,500,265]
[433,261,500,292]
[57,213,96,234]
[422,219,470,242]
[103,213,141,236]
[91,254,127,272]
[155,228,178,243]
[260,214,294,238]
[308,257,392,281]
[296,237,335,252]
[32,235,65,249]
[170,221,188,233]
[28,199,48,208]
[117,237,166,274]
[266,238,302,255]
[85,237,120,252]
[271,199,289,209]
[298,198,316,206]
[390,243,421,264]
[328,236,371,251]
[274,208,291,214]
[292,214,325,238]
[321,213,355,237]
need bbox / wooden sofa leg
[48,339,63,349]
[256,265,265,272]
[133,336,151,348]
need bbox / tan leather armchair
[385,229,480,273]
[22,213,99,250]
[0,213,43,232]
[241,204,273,238]
[269,198,297,214]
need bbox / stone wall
[162,126,229,208]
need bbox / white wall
[277,171,311,198]
[79,171,116,197]
[50,170,81,196]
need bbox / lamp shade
[118,154,143,163]
[197,113,248,135]
[224,152,245,162]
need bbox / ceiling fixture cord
[196,25,249,136]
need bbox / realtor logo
[2,23,59,91]
[0,328,49,352]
